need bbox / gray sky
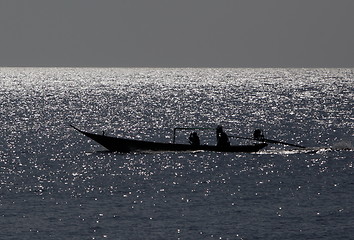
[1,0,353,67]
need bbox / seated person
[216,125,230,147]
[189,132,200,146]
[253,129,265,141]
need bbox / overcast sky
[1,0,353,67]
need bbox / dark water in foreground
[0,68,353,239]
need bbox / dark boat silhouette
[71,125,268,153]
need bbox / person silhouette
[189,132,200,146]
[253,129,264,141]
[216,125,230,147]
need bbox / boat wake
[258,146,353,155]
[332,140,353,151]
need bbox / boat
[71,125,268,153]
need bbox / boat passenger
[189,132,200,146]
[216,125,230,147]
[253,129,264,141]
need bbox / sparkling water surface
[0,68,353,239]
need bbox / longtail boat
[71,125,268,153]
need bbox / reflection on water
[0,68,353,239]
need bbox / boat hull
[73,127,267,153]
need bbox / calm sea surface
[0,68,353,239]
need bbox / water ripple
[0,68,353,239]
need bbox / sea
[0,68,353,240]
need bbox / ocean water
[0,68,353,239]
